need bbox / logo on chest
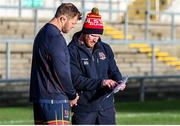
[99,52,106,60]
[81,58,89,65]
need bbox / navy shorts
[33,99,71,125]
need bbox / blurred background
[0,0,180,124]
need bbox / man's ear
[59,15,67,23]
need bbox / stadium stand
[129,43,180,71]
[104,25,133,39]
[128,0,172,21]
[111,44,180,76]
[1,17,180,79]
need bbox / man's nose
[93,38,98,42]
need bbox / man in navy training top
[68,7,126,125]
[30,3,81,125]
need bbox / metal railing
[129,75,180,102]
[0,78,30,84]
[0,38,33,79]
[1,75,180,102]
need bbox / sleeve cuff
[67,92,76,100]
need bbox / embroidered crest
[99,52,106,60]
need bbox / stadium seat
[128,42,180,72]
[104,25,133,40]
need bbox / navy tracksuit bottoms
[72,107,116,125]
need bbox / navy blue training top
[30,23,76,102]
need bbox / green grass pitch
[0,100,180,125]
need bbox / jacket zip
[92,53,100,79]
[92,55,95,62]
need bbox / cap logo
[85,18,103,26]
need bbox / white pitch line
[0,120,33,124]
[116,112,180,118]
